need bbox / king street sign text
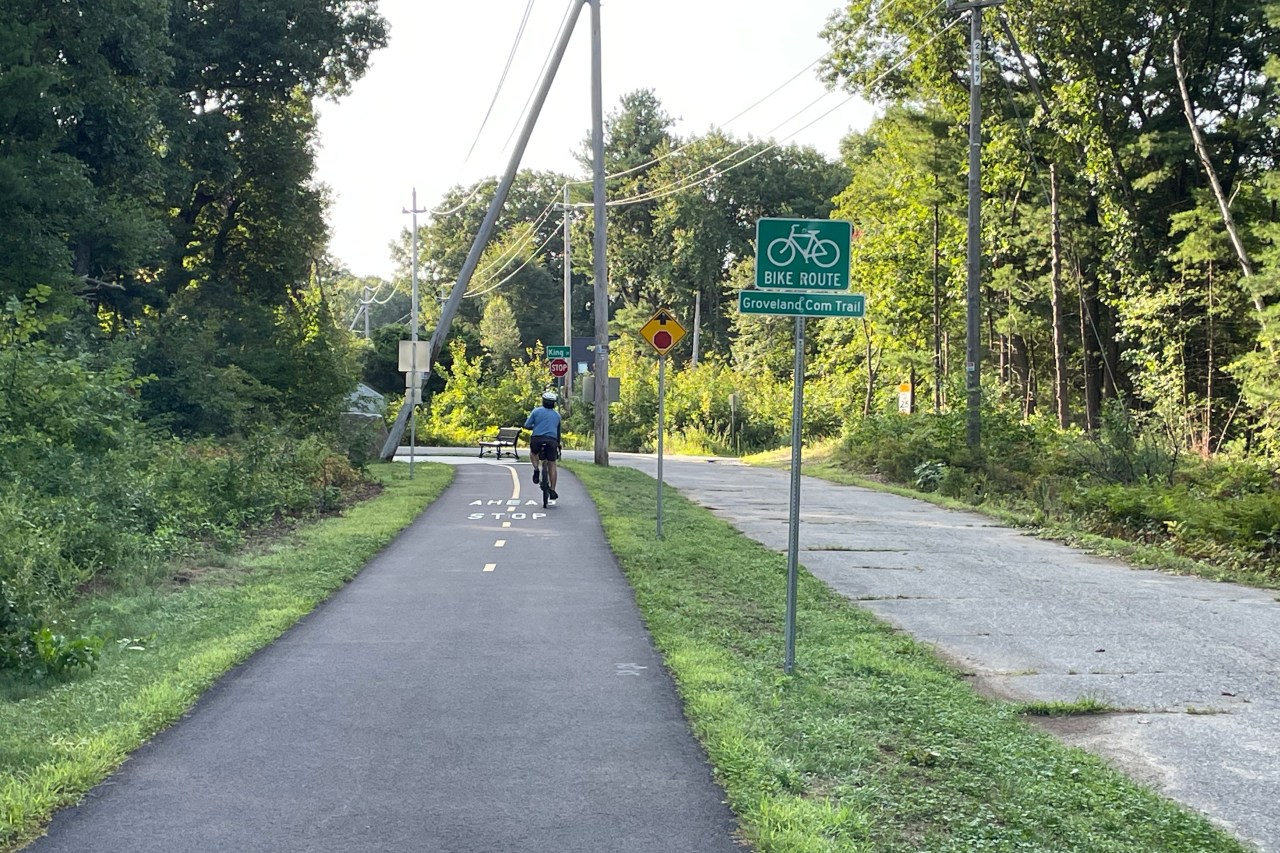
[738,290,865,318]
[755,218,852,291]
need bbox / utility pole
[563,184,573,410]
[691,292,701,367]
[403,188,428,478]
[590,0,610,465]
[379,0,588,459]
[949,0,1002,451]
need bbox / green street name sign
[545,345,571,359]
[756,218,852,290]
[738,290,866,318]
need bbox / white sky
[314,0,874,280]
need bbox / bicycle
[526,431,560,508]
[766,224,841,268]
[538,445,555,508]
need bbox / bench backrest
[497,427,521,442]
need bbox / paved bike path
[26,463,742,853]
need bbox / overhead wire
[445,1,954,299]
[466,225,563,298]
[462,8,964,305]
[429,0,574,218]
[471,196,560,281]
[462,0,538,168]
[435,0,928,223]
[499,0,578,159]
[564,0,941,190]
[601,14,965,209]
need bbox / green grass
[1012,697,1118,717]
[569,460,1247,853]
[0,462,451,852]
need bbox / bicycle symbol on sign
[766,224,841,269]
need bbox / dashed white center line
[483,563,497,572]
[502,521,511,528]
[495,540,506,548]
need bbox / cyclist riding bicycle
[524,389,562,500]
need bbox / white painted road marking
[503,464,520,502]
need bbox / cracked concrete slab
[605,451,1280,853]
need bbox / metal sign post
[746,217,865,674]
[656,355,666,539]
[784,316,805,674]
[640,307,686,539]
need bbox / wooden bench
[478,426,521,459]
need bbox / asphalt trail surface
[26,463,741,853]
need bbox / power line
[500,0,579,159]
[462,0,538,167]
[601,15,964,209]
[453,8,964,305]
[433,0,930,223]
[564,0,942,190]
[466,225,562,298]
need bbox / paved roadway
[599,449,1280,853]
[25,460,742,852]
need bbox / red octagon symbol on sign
[549,358,570,377]
[651,330,673,351]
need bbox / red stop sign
[549,358,569,377]
[652,330,673,351]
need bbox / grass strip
[0,462,451,852]
[569,461,1246,853]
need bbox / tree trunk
[1080,275,1102,432]
[933,201,942,413]
[1010,334,1033,416]
[1204,259,1215,457]
[862,320,879,418]
[1173,35,1268,341]
[1049,164,1070,428]
[691,291,701,367]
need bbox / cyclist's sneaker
[549,489,558,500]
[532,468,539,484]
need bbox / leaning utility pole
[589,0,610,465]
[380,1,589,459]
[949,0,1002,451]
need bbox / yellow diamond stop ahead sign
[640,307,686,356]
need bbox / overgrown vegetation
[835,403,1280,586]
[0,3,389,678]
[574,462,1247,852]
[0,463,451,852]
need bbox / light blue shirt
[524,406,561,438]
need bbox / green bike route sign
[755,217,852,290]
[738,290,865,318]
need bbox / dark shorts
[530,436,559,461]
